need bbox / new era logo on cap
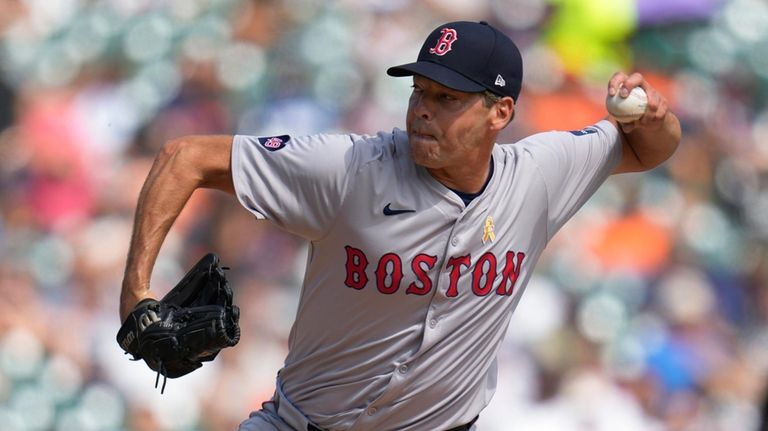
[386,21,523,101]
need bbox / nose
[409,92,432,121]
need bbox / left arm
[608,72,682,174]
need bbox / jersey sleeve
[231,133,356,240]
[523,120,622,241]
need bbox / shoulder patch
[258,135,290,152]
[568,127,598,137]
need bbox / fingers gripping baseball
[607,72,669,133]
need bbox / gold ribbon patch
[482,216,496,244]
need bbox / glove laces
[155,362,168,394]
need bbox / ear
[490,97,515,131]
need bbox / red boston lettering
[446,255,471,297]
[344,246,369,290]
[406,254,438,295]
[375,253,403,294]
[343,246,526,298]
[472,252,497,296]
[496,251,526,296]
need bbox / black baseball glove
[116,253,240,392]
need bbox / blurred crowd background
[1,0,768,430]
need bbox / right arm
[120,135,234,322]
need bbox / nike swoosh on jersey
[383,203,416,216]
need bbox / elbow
[159,136,191,163]
[158,135,234,191]
[158,136,206,185]
[161,137,188,157]
[161,136,201,160]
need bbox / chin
[408,133,442,164]
[410,147,439,168]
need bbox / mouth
[411,130,437,141]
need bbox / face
[406,76,496,169]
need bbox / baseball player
[120,21,681,430]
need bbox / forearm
[120,135,234,321]
[621,111,681,170]
[121,142,198,319]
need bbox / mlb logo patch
[569,127,598,137]
[258,135,290,152]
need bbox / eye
[441,93,457,101]
[411,85,423,93]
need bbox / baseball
[606,87,648,123]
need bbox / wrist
[122,269,149,291]
[120,279,155,321]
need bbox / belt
[307,415,479,431]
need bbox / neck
[427,152,493,193]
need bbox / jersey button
[398,364,408,374]
[450,237,458,246]
[367,407,377,416]
[429,318,438,328]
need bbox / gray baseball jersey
[233,120,622,431]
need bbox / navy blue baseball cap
[387,21,523,101]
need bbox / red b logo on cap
[429,28,458,56]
